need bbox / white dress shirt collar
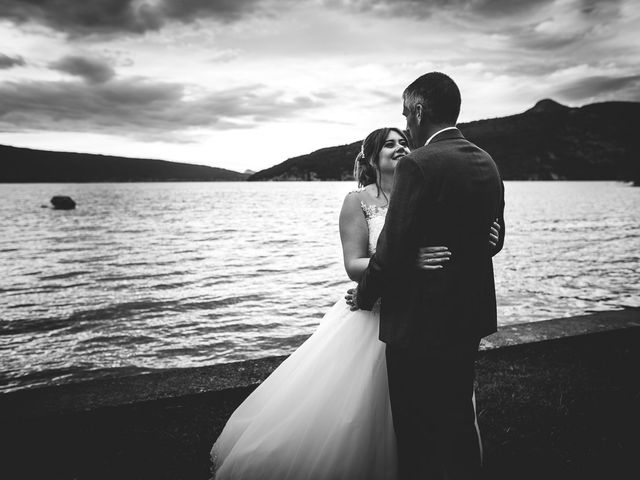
[424,126,458,146]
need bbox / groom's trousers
[386,339,482,480]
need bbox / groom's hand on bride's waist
[417,220,501,268]
[417,246,451,270]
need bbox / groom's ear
[415,103,423,124]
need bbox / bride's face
[377,131,409,175]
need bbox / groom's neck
[420,123,456,145]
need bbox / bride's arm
[339,193,370,282]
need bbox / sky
[0,0,639,172]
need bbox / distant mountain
[0,145,249,182]
[248,143,361,182]
[248,100,640,182]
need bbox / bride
[210,127,500,479]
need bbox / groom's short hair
[403,72,461,125]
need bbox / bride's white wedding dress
[211,200,398,480]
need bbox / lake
[1,181,638,392]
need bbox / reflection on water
[0,181,638,392]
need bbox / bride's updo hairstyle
[353,127,408,198]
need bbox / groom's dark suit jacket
[357,128,505,350]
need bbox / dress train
[211,298,397,480]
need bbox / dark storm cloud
[0,0,264,35]
[0,0,163,35]
[0,78,328,140]
[49,55,116,84]
[0,0,564,35]
[0,53,25,69]
[554,75,640,101]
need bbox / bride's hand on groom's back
[489,220,500,249]
[345,288,359,311]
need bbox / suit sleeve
[356,157,426,310]
[491,176,506,256]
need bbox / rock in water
[51,196,76,210]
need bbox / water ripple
[0,181,638,393]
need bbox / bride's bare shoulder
[340,188,367,221]
[344,185,379,202]
[342,188,362,208]
[355,184,388,207]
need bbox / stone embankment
[2,308,638,479]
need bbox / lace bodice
[360,201,388,256]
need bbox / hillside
[248,100,640,181]
[0,145,248,182]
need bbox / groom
[354,72,505,479]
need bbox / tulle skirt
[210,298,397,480]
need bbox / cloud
[491,60,574,77]
[507,28,587,51]
[208,49,242,63]
[323,0,554,19]
[161,0,265,23]
[467,0,555,17]
[0,0,559,37]
[49,55,116,84]
[323,0,626,60]
[322,0,439,18]
[0,53,25,69]
[0,78,329,141]
[501,0,625,51]
[0,0,266,36]
[0,0,163,35]
[554,74,640,101]
[579,0,624,16]
[367,88,401,106]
